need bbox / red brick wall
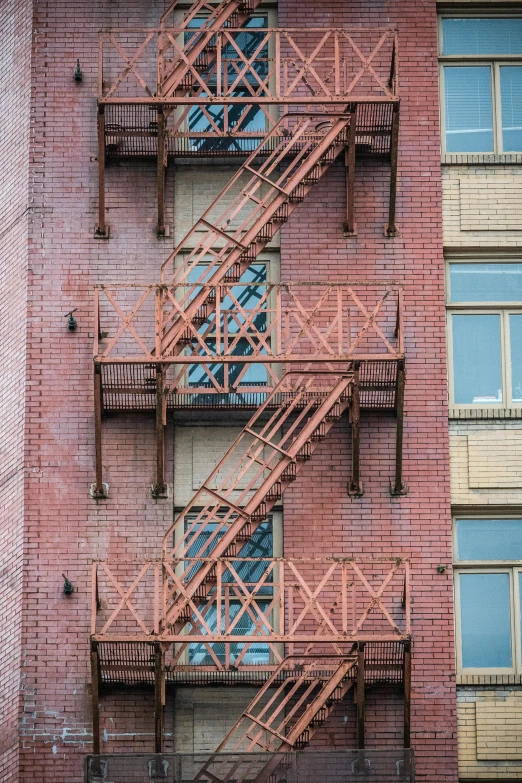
[6,1,457,781]
[279,2,457,781]
[0,1,32,780]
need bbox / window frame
[453,514,522,675]
[172,7,279,142]
[174,510,284,666]
[438,13,522,155]
[179,253,281,393]
[445,256,522,410]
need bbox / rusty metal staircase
[191,655,357,783]
[158,112,352,356]
[158,0,265,98]
[161,371,353,633]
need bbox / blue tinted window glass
[442,18,522,55]
[510,315,522,403]
[451,314,502,404]
[501,66,522,152]
[449,263,522,303]
[459,572,512,668]
[444,67,493,152]
[456,519,522,560]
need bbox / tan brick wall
[442,167,522,248]
[458,690,522,778]
[174,688,269,753]
[450,421,522,505]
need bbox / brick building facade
[1,1,520,782]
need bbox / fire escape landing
[95,6,400,239]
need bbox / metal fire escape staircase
[158,112,352,355]
[158,0,266,99]
[162,371,353,631]
[192,656,358,783]
[88,2,411,775]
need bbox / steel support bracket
[348,480,364,498]
[94,225,110,240]
[343,221,358,238]
[157,224,171,238]
[384,222,400,238]
[151,483,170,500]
[390,479,408,497]
[90,482,109,500]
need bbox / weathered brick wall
[278,2,457,781]
[0,1,32,780]
[11,0,458,781]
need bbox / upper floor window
[186,14,272,150]
[439,17,522,153]
[454,517,522,674]
[447,260,522,408]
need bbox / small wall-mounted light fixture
[436,564,447,574]
[64,309,78,331]
[73,59,83,82]
[62,574,74,595]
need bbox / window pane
[441,18,522,55]
[449,263,522,303]
[186,16,268,145]
[519,573,522,658]
[459,572,512,668]
[451,314,502,404]
[501,67,522,152]
[510,315,522,402]
[444,67,493,152]
[456,519,522,560]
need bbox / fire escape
[88,2,411,781]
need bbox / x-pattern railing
[98,27,399,103]
[94,282,403,369]
[91,558,410,645]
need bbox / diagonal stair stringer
[159,0,266,97]
[158,112,353,357]
[192,654,357,783]
[162,371,353,632]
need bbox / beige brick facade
[458,691,522,778]
[450,421,522,506]
[442,167,522,248]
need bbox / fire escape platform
[94,639,409,689]
[93,281,404,412]
[98,26,399,159]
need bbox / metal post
[92,364,108,499]
[391,358,408,496]
[348,362,363,496]
[91,642,101,754]
[385,102,400,237]
[403,640,411,748]
[152,364,167,498]
[343,103,357,236]
[357,642,365,749]
[154,643,165,753]
[157,109,168,236]
[95,106,108,238]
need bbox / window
[446,260,522,408]
[186,262,276,396]
[185,15,273,153]
[454,517,522,673]
[185,518,276,666]
[439,17,522,153]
